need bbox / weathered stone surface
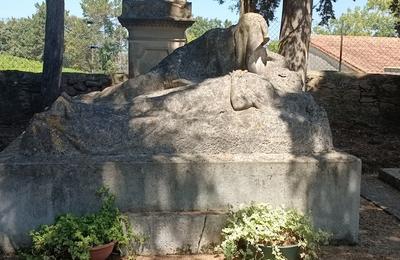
[2,15,328,157]
[0,71,117,151]
[5,69,332,156]
[0,152,361,254]
[379,168,400,191]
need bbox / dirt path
[320,198,400,260]
[133,199,400,260]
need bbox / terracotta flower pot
[261,244,300,260]
[89,241,115,260]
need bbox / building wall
[308,46,357,73]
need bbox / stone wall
[307,71,400,126]
[0,71,124,151]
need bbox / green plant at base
[219,203,331,260]
[28,187,144,260]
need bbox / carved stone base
[0,152,361,254]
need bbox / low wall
[307,71,400,126]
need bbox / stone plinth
[119,0,194,78]
[0,152,361,254]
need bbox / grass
[0,54,82,73]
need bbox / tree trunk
[41,0,65,108]
[279,0,313,85]
[240,0,257,16]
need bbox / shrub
[220,203,331,260]
[28,187,143,260]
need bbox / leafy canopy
[213,0,354,25]
[314,0,397,37]
[0,0,127,73]
[186,17,233,42]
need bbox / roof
[310,35,400,74]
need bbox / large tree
[315,0,398,37]
[0,3,46,61]
[0,0,127,73]
[279,0,313,80]
[80,0,127,73]
[186,17,233,42]
[41,0,65,108]
[390,0,400,36]
[214,0,355,81]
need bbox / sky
[0,0,368,39]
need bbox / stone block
[0,152,361,254]
[379,168,400,191]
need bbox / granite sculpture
[4,13,332,157]
[0,13,361,255]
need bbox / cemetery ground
[131,198,400,259]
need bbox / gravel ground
[133,198,400,260]
[320,198,400,260]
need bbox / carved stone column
[119,0,194,78]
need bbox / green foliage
[213,0,280,22]
[186,17,233,42]
[64,16,95,72]
[1,0,127,74]
[79,0,127,73]
[390,0,400,36]
[219,203,331,260]
[0,3,46,61]
[0,54,80,73]
[27,187,143,260]
[314,0,397,37]
[214,0,346,25]
[267,40,280,53]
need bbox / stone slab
[361,175,400,220]
[379,168,400,191]
[128,211,227,255]
[0,152,361,254]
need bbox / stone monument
[119,0,194,78]
[0,13,361,255]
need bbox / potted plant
[219,203,331,260]
[27,187,145,260]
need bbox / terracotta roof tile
[310,35,400,74]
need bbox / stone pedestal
[119,0,194,78]
[0,152,361,254]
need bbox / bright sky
[0,0,368,38]
[0,0,368,22]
